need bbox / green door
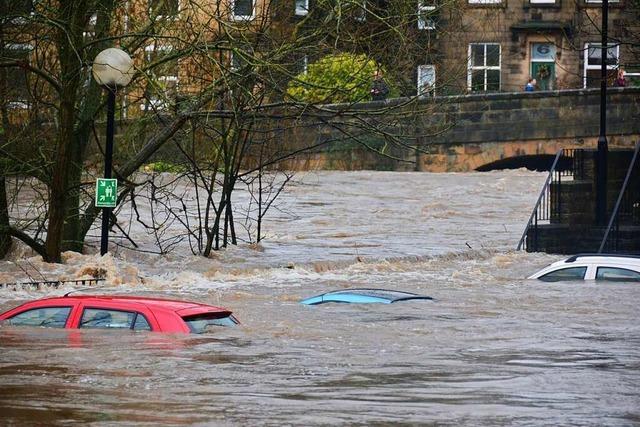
[531,62,555,90]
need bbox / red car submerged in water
[0,295,238,334]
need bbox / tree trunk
[0,177,11,258]
[62,0,115,253]
[44,2,84,262]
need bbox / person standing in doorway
[371,70,389,101]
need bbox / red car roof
[29,295,228,314]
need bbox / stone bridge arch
[420,138,576,172]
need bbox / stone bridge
[284,87,640,172]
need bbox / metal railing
[598,142,640,253]
[563,148,586,181]
[0,278,105,290]
[517,149,563,251]
[517,148,582,251]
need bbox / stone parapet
[281,87,640,172]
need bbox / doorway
[530,43,556,90]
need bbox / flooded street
[1,170,639,425]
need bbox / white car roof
[561,254,640,266]
[529,254,640,279]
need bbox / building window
[583,43,619,88]
[3,44,32,108]
[4,0,33,16]
[417,65,435,96]
[83,13,97,39]
[297,55,308,75]
[295,0,308,15]
[468,43,500,92]
[142,45,178,111]
[417,1,436,30]
[3,0,34,24]
[232,0,254,20]
[529,0,556,3]
[354,0,366,21]
[468,0,502,4]
[231,50,249,71]
[149,0,179,17]
[584,0,619,3]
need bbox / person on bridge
[614,68,627,87]
[525,77,536,92]
[371,70,389,101]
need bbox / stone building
[431,0,639,94]
[2,0,637,116]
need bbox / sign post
[95,178,118,208]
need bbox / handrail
[598,141,640,253]
[517,149,563,250]
[0,278,105,290]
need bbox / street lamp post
[92,48,134,256]
[596,0,609,225]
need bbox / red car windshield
[182,312,239,333]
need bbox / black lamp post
[596,0,609,225]
[91,48,133,255]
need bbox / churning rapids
[1,170,639,426]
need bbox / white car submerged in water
[529,254,640,282]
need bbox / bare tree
[1,0,457,261]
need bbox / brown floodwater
[1,171,638,425]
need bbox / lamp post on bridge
[91,48,134,256]
[596,0,609,225]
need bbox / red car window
[6,306,73,328]
[79,308,151,331]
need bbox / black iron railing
[0,278,105,290]
[517,149,562,251]
[598,142,640,253]
[517,148,583,251]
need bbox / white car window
[596,267,640,282]
[539,267,587,282]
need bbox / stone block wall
[280,87,640,172]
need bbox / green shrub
[287,53,384,104]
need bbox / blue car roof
[300,288,433,305]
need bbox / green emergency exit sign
[95,178,118,208]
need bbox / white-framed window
[355,0,366,21]
[468,0,502,4]
[83,13,97,39]
[468,43,501,92]
[529,0,556,3]
[583,42,619,88]
[5,0,34,23]
[230,50,249,71]
[3,43,33,108]
[625,71,640,86]
[295,0,309,15]
[417,65,436,96]
[585,0,619,3]
[142,45,179,111]
[149,0,180,18]
[417,1,436,30]
[297,55,308,75]
[232,0,254,20]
